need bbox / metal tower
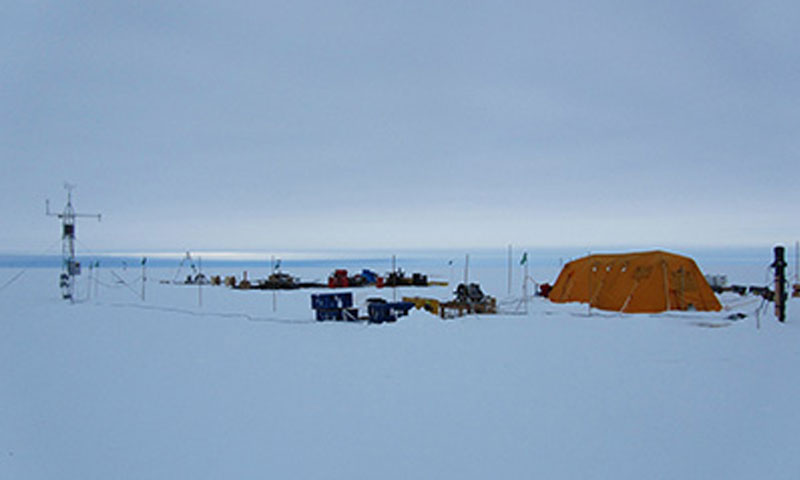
[46,184,101,301]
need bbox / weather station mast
[46,183,101,302]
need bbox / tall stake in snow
[794,241,799,283]
[95,262,100,299]
[772,246,787,323]
[521,251,529,314]
[392,254,397,301]
[464,254,469,285]
[525,257,529,314]
[46,184,101,303]
[271,255,277,312]
[507,244,512,296]
[141,257,147,301]
[87,262,93,301]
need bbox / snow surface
[1,259,799,479]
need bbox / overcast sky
[2,1,798,253]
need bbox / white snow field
[1,256,799,479]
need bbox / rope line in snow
[0,239,63,297]
[99,301,315,325]
[0,270,26,293]
[108,271,143,299]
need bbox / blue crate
[311,292,353,310]
[367,301,414,323]
[315,307,359,322]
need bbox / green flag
[520,252,528,265]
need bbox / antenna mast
[46,183,102,302]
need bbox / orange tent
[548,250,722,313]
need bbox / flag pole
[464,253,469,285]
[141,257,147,302]
[521,251,529,314]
